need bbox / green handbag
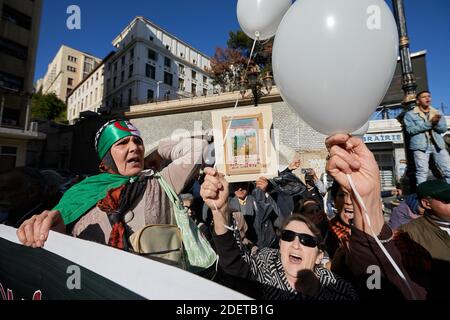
[156,173,217,273]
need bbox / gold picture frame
[211,105,279,183]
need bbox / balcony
[0,121,45,140]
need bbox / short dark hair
[279,214,326,251]
[416,90,431,100]
[293,197,321,215]
[330,180,341,201]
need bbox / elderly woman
[17,119,206,251]
[200,168,357,300]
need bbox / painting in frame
[211,105,279,183]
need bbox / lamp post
[239,62,273,106]
[392,0,418,193]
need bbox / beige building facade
[101,17,214,116]
[67,52,114,124]
[0,0,44,173]
[40,45,101,102]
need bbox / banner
[0,225,250,300]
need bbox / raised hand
[325,134,383,235]
[200,167,231,235]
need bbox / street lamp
[392,0,418,193]
[239,62,273,106]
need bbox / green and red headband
[95,120,142,159]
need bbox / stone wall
[131,100,330,178]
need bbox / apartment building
[101,16,214,114]
[40,45,101,102]
[0,0,43,172]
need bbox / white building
[39,45,102,102]
[66,52,114,124]
[100,16,214,114]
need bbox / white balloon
[273,0,399,135]
[351,121,370,138]
[237,0,292,40]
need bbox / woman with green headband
[17,119,207,251]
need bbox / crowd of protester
[2,116,450,300]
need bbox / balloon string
[211,36,258,215]
[222,36,259,147]
[346,174,417,300]
[246,36,259,70]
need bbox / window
[107,79,111,91]
[0,146,17,173]
[113,77,117,88]
[149,36,154,42]
[1,108,20,126]
[130,48,134,60]
[164,72,173,86]
[68,56,77,63]
[147,89,154,102]
[67,78,74,86]
[164,57,171,68]
[129,64,134,78]
[179,78,184,91]
[67,66,77,72]
[121,55,125,66]
[2,5,31,30]
[146,64,155,79]
[108,63,111,71]
[191,70,197,80]
[66,88,72,97]
[178,64,185,75]
[128,88,132,106]
[95,88,98,100]
[165,45,170,50]
[191,84,197,96]
[193,59,196,65]
[114,62,118,72]
[148,49,157,61]
[119,94,123,107]
[0,71,23,91]
[121,71,124,83]
[203,76,207,84]
[180,52,184,58]
[96,72,99,81]
[0,37,28,60]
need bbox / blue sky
[34,0,450,114]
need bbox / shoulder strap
[154,173,180,207]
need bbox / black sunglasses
[280,230,319,248]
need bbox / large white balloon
[273,0,399,135]
[237,0,292,40]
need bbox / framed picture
[211,105,279,183]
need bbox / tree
[208,30,274,92]
[31,92,67,122]
[227,30,273,72]
[208,47,247,92]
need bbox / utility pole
[392,0,418,194]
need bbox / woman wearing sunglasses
[201,168,357,300]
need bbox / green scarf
[53,173,136,225]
